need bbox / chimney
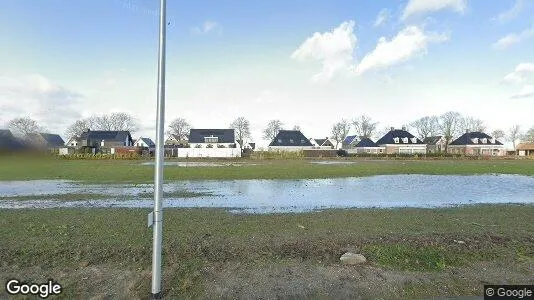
[390,127,395,131]
[402,126,406,131]
[465,129,469,134]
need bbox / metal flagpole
[150,0,167,298]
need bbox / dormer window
[278,139,282,143]
[101,140,105,147]
[393,137,400,144]
[301,139,305,144]
[481,138,487,144]
[489,138,496,144]
[471,138,478,144]
[410,138,417,143]
[289,139,294,144]
[402,137,408,143]
[204,136,218,143]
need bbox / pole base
[151,292,163,300]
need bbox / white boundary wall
[176,148,241,158]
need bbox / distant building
[268,130,314,151]
[376,127,427,154]
[448,131,504,156]
[342,135,361,150]
[309,138,335,149]
[78,130,134,149]
[423,136,446,153]
[27,133,65,149]
[517,143,534,156]
[188,129,237,148]
[165,134,189,147]
[0,129,25,151]
[351,138,384,154]
[134,137,155,148]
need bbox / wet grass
[0,204,533,298]
[0,190,213,202]
[0,156,533,183]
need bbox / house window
[481,138,487,144]
[204,136,218,143]
[289,139,294,144]
[402,137,408,143]
[471,138,478,144]
[489,138,496,144]
[278,139,282,144]
[393,137,400,144]
[101,140,105,147]
[410,138,417,143]
[301,139,305,144]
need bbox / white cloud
[502,62,534,84]
[190,20,221,35]
[0,74,84,135]
[374,9,390,27]
[291,21,357,83]
[493,26,534,50]
[355,26,448,76]
[401,0,466,20]
[511,85,534,99]
[493,0,525,23]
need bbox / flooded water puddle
[140,162,257,167]
[0,175,533,213]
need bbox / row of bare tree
[6,112,534,150]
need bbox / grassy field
[0,156,533,182]
[0,205,533,298]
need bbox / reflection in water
[0,174,533,213]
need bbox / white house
[188,129,238,149]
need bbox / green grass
[0,156,533,183]
[0,205,533,298]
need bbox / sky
[1,0,534,148]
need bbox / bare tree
[508,125,522,150]
[460,116,486,132]
[263,120,283,141]
[7,117,42,139]
[230,117,251,149]
[409,116,439,140]
[331,119,351,148]
[167,118,191,140]
[65,120,90,139]
[522,126,534,143]
[491,129,505,141]
[438,111,462,152]
[88,113,138,132]
[352,115,378,138]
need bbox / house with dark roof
[309,137,335,149]
[27,133,65,149]
[376,127,427,154]
[134,137,155,148]
[448,131,504,156]
[423,136,446,153]
[351,138,385,154]
[517,143,534,156]
[342,135,360,150]
[0,129,25,151]
[188,129,237,148]
[268,130,314,151]
[78,130,134,149]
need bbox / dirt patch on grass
[2,260,532,299]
